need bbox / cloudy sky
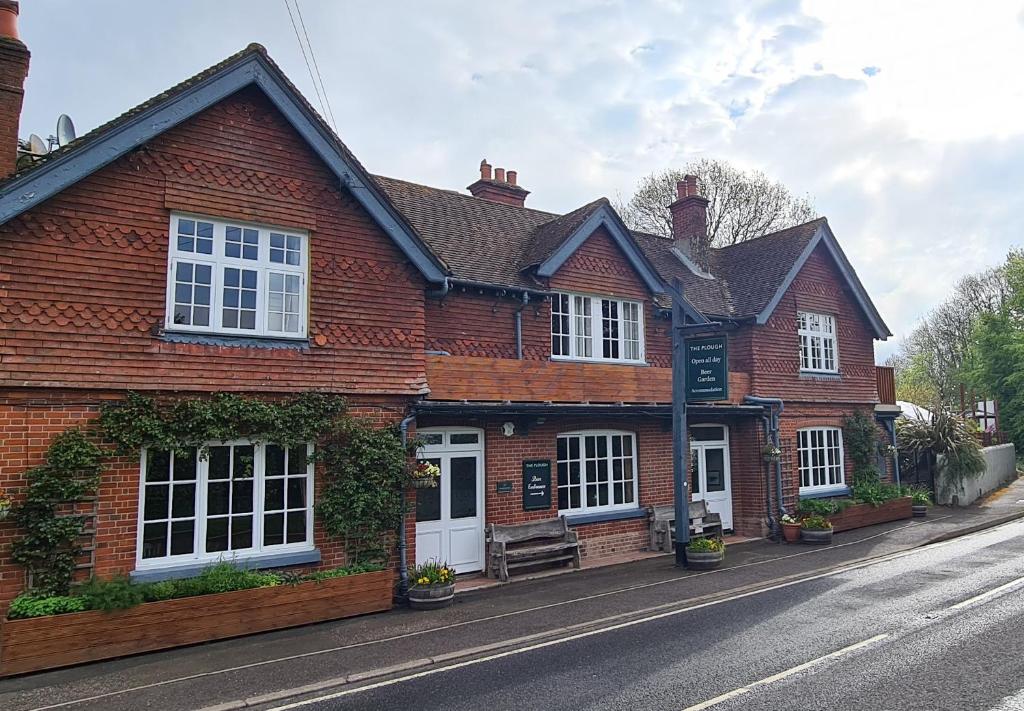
[18,1,1024,360]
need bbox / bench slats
[487,516,582,582]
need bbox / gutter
[744,395,785,540]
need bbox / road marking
[19,513,998,711]
[680,634,890,711]
[949,574,1024,610]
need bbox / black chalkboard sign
[522,460,552,511]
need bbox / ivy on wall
[10,430,103,596]
[11,390,412,594]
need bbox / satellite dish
[56,114,76,147]
[27,133,47,156]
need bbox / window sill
[130,548,321,582]
[799,370,841,380]
[563,508,647,526]
[799,486,851,500]
[550,357,650,367]
[160,331,311,351]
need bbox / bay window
[166,213,307,338]
[797,427,846,494]
[798,311,838,373]
[137,441,314,569]
[551,292,644,363]
[557,430,638,514]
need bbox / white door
[415,428,485,574]
[690,425,733,531]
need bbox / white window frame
[797,311,839,373]
[165,213,309,339]
[550,291,646,364]
[556,429,640,515]
[135,441,315,572]
[797,427,846,495]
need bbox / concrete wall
[937,443,1018,506]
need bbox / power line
[294,0,339,133]
[283,0,329,129]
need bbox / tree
[615,158,817,247]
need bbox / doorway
[690,424,733,531]
[415,428,485,574]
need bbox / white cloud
[17,0,1024,361]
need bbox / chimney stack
[467,158,530,207]
[0,1,27,178]
[669,174,710,268]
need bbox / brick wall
[0,86,428,396]
[0,388,414,610]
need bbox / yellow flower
[417,576,429,585]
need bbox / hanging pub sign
[685,336,729,402]
[522,460,552,511]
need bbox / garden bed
[827,497,913,533]
[0,569,392,677]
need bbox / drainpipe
[397,412,417,600]
[744,396,785,539]
[883,418,901,486]
[426,277,451,299]
[514,291,530,359]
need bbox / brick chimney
[467,159,529,207]
[669,174,710,268]
[0,1,27,178]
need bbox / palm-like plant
[897,409,985,496]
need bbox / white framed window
[166,213,308,338]
[798,311,838,373]
[550,292,645,363]
[137,441,314,570]
[797,427,846,494]
[557,430,638,514]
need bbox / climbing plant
[10,429,103,596]
[843,411,883,485]
[316,418,410,566]
[97,391,347,455]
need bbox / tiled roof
[520,198,609,269]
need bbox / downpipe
[745,395,785,541]
[514,291,530,359]
[397,412,417,600]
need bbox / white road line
[680,634,890,711]
[949,574,1024,610]
[18,513,993,711]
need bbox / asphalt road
[267,520,1024,711]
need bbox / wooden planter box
[828,497,913,533]
[0,569,393,677]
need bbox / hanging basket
[410,477,438,489]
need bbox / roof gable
[753,221,891,339]
[0,45,447,284]
[531,201,666,296]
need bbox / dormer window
[165,214,307,338]
[551,292,644,364]
[798,311,838,373]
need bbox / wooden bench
[649,501,724,553]
[486,517,581,582]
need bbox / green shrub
[797,498,850,516]
[801,515,833,530]
[686,537,725,553]
[75,576,148,611]
[7,593,88,619]
[851,480,904,507]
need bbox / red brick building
[0,20,894,606]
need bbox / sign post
[669,278,725,568]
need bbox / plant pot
[912,504,928,518]
[685,549,724,570]
[410,478,438,489]
[800,528,833,545]
[408,582,455,609]
[781,522,801,543]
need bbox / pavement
[2,481,1023,711]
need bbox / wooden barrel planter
[0,569,393,677]
[800,528,833,545]
[827,497,913,533]
[686,549,724,570]
[408,582,455,610]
